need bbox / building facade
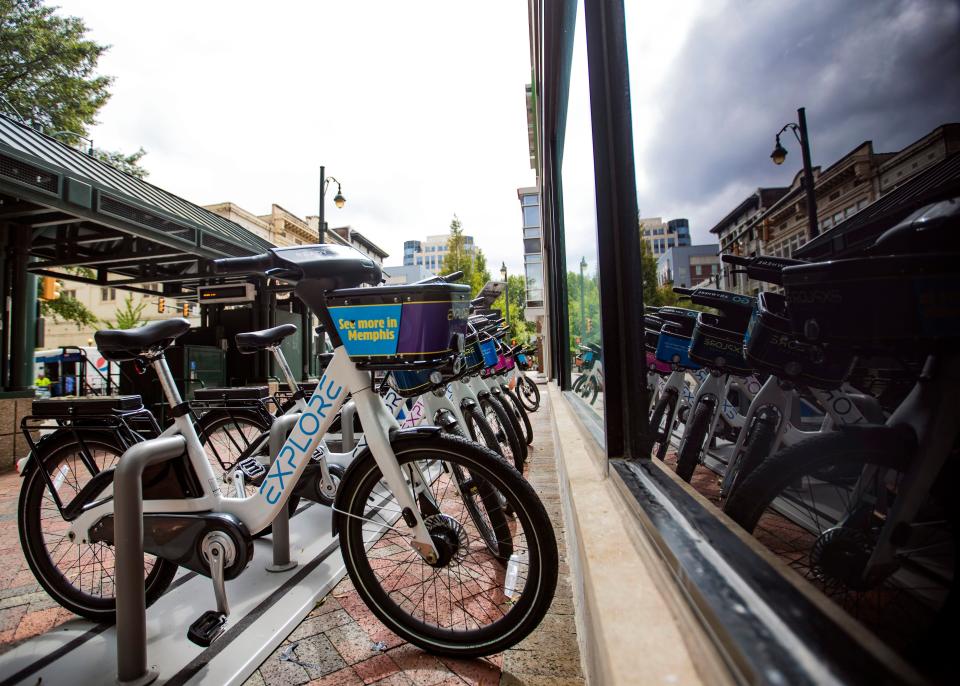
[639,216,691,257]
[401,234,476,274]
[656,244,720,287]
[382,264,432,285]
[711,123,960,294]
[518,186,544,313]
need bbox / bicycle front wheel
[518,375,540,412]
[337,434,558,657]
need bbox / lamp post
[318,165,346,244]
[771,107,819,240]
[500,262,510,332]
[579,256,587,340]
[50,130,94,155]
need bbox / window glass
[560,3,603,428]
[523,227,540,239]
[522,205,541,227]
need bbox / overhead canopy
[0,113,273,297]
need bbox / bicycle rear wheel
[724,427,957,661]
[337,433,558,657]
[18,431,177,623]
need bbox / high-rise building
[639,216,691,256]
[402,234,476,274]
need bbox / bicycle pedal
[237,457,266,482]
[187,610,227,647]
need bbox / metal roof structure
[0,113,273,297]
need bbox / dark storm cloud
[642,0,960,237]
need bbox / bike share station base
[1,503,346,686]
[0,413,417,686]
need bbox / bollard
[114,435,188,686]
[266,413,300,572]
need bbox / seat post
[270,345,301,391]
[152,354,184,409]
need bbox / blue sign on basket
[330,304,403,357]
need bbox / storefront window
[560,3,603,427]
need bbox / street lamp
[318,165,346,243]
[771,107,819,240]
[500,262,510,330]
[579,256,587,340]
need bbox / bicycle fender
[331,426,443,536]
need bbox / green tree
[470,248,491,296]
[492,273,533,343]
[101,293,146,329]
[40,291,98,329]
[441,214,474,285]
[0,0,148,177]
[92,146,149,179]
[640,234,660,305]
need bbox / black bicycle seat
[235,324,298,354]
[870,197,960,255]
[673,287,755,330]
[95,318,191,361]
[214,244,381,290]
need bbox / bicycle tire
[463,403,504,456]
[723,426,957,661]
[337,433,558,657]
[675,398,713,482]
[723,410,778,503]
[587,377,599,405]
[502,386,534,446]
[443,420,513,559]
[496,391,529,462]
[649,390,677,460]
[518,375,540,413]
[18,431,178,623]
[480,395,525,472]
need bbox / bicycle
[17,244,558,658]
[723,240,958,663]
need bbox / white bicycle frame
[70,345,441,560]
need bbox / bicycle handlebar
[212,254,272,275]
[721,254,750,266]
[412,270,464,286]
[672,286,693,296]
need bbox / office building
[639,216,691,256]
[402,233,476,274]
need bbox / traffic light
[182,302,190,317]
[157,297,165,313]
[39,277,61,301]
[586,317,593,332]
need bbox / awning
[0,113,273,297]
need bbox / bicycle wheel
[502,386,533,446]
[722,410,778,503]
[18,431,178,623]
[443,419,513,559]
[649,390,677,460]
[481,395,526,472]
[463,403,503,456]
[572,374,585,393]
[337,433,558,657]
[587,377,599,405]
[675,398,713,482]
[495,392,528,464]
[198,412,299,536]
[517,375,540,413]
[724,426,957,659]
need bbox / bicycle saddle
[235,323,298,354]
[95,318,191,361]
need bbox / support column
[9,228,36,391]
[300,303,312,381]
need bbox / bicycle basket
[744,292,854,389]
[494,352,515,374]
[782,253,960,344]
[654,324,699,369]
[478,336,499,367]
[688,313,752,375]
[517,352,529,368]
[644,314,664,353]
[327,283,469,368]
[391,369,444,397]
[646,351,672,375]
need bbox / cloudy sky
[55,0,960,275]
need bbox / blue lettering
[289,433,310,454]
[299,412,320,435]
[264,485,281,505]
[324,378,343,401]
[266,454,294,490]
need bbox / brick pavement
[0,384,585,685]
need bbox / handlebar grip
[721,254,749,265]
[672,286,694,296]
[212,254,271,275]
[442,270,464,282]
